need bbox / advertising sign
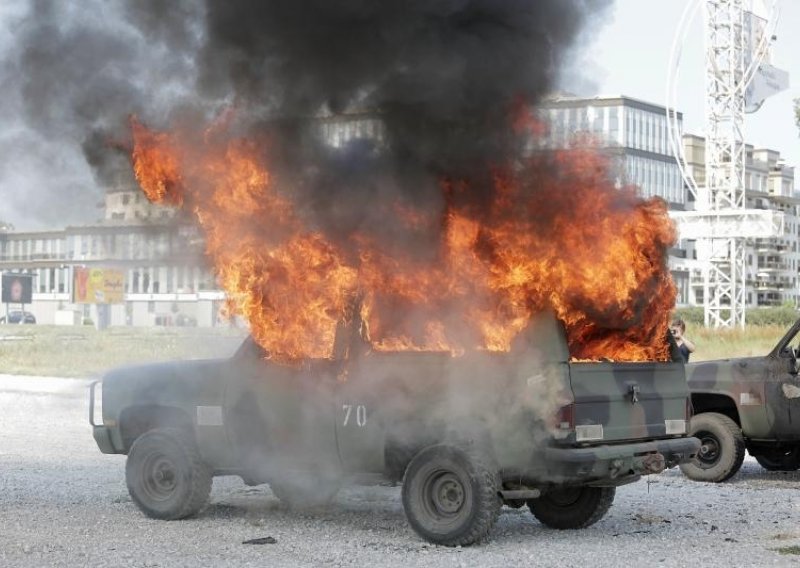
[745,62,789,113]
[1,273,33,304]
[73,267,125,304]
[743,8,789,113]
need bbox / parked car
[175,313,198,327]
[0,310,36,324]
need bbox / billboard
[73,267,125,304]
[1,273,33,304]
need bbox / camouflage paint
[92,313,699,490]
[687,317,800,444]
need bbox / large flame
[131,117,676,363]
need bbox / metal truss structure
[670,210,784,240]
[668,0,783,328]
[702,0,748,327]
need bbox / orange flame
[131,116,676,363]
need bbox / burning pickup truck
[90,313,698,546]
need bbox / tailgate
[568,361,688,443]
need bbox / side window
[791,333,800,358]
[779,327,800,358]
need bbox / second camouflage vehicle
[681,317,800,482]
[91,313,699,546]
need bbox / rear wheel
[125,428,212,520]
[679,412,745,482]
[528,486,615,529]
[753,447,800,472]
[402,444,501,546]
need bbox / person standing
[671,318,696,362]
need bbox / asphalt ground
[1,375,799,568]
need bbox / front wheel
[753,447,800,472]
[528,486,615,529]
[402,444,501,546]
[679,412,745,482]
[125,428,212,520]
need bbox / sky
[587,0,799,169]
[0,0,797,231]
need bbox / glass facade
[540,97,685,207]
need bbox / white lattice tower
[667,0,785,328]
[701,0,747,328]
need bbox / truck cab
[681,317,800,482]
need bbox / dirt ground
[1,374,800,567]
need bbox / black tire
[401,444,501,546]
[528,486,615,529]
[125,428,212,520]
[753,447,800,472]
[269,475,341,509]
[679,412,745,482]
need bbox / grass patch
[690,325,787,362]
[0,322,791,377]
[775,546,800,556]
[0,325,247,378]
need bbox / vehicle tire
[269,475,341,509]
[528,486,615,529]
[125,428,212,520]
[753,447,800,472]
[679,412,745,482]
[401,444,501,546]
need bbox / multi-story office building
[538,94,800,309]
[538,95,686,207]
[0,114,385,328]
[678,134,800,307]
[538,95,691,302]
[0,189,224,326]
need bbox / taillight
[554,403,574,431]
[686,397,693,420]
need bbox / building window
[608,106,619,145]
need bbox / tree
[795,98,800,136]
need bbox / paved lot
[1,374,799,567]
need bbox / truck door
[334,357,392,474]
[766,327,800,441]
[223,340,340,478]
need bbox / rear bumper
[542,436,700,484]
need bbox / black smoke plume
[0,0,611,230]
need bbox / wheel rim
[421,469,469,521]
[695,431,721,468]
[141,453,179,502]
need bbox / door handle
[628,384,640,404]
